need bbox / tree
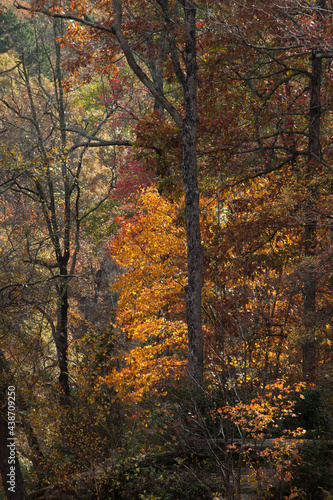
[194,0,333,384]
[0,10,131,409]
[15,0,204,393]
[104,187,188,400]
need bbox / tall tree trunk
[111,0,204,392]
[303,48,322,380]
[53,20,71,406]
[181,0,203,391]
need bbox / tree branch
[68,139,133,153]
[15,0,183,127]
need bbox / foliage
[0,8,33,54]
[0,7,51,74]
[116,462,213,500]
[291,440,333,500]
[104,187,188,401]
[1,1,333,499]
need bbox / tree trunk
[181,1,203,392]
[303,48,322,380]
[111,0,204,392]
[56,269,71,407]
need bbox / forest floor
[24,437,333,499]
[24,445,290,500]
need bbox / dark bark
[147,59,165,115]
[308,53,322,161]
[181,1,203,391]
[303,49,322,380]
[56,270,71,407]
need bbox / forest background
[0,0,333,499]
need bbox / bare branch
[310,152,333,174]
[68,139,133,153]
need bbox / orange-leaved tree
[104,187,188,401]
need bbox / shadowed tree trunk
[111,0,203,392]
[303,1,325,381]
[181,1,203,390]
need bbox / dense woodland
[0,0,333,499]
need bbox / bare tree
[0,13,131,406]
